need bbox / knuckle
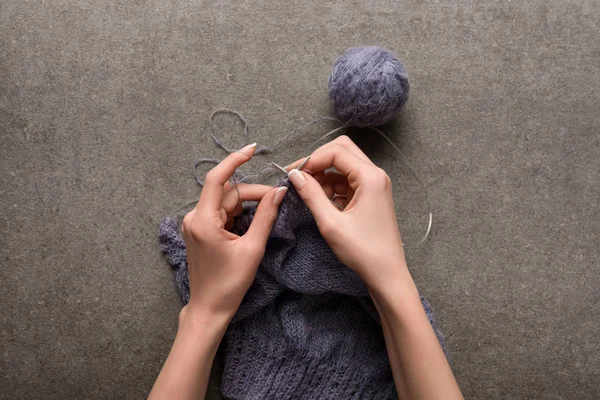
[364,167,392,189]
[182,215,210,242]
[335,135,353,146]
[379,168,393,188]
[204,169,219,184]
[189,225,209,242]
[323,143,346,159]
[181,212,194,234]
[330,143,345,153]
[317,219,336,238]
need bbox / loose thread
[280,124,434,248]
[209,108,341,155]
[209,109,269,154]
[262,116,342,153]
[194,110,433,247]
[198,109,341,206]
[194,157,245,209]
[367,126,433,247]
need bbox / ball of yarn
[328,46,410,126]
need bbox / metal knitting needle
[270,162,289,176]
[271,156,311,177]
[296,156,311,171]
[272,156,346,211]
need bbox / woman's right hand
[285,136,411,293]
[288,136,464,400]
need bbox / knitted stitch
[159,181,446,399]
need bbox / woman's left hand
[181,143,288,323]
[150,143,286,400]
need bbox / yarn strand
[294,124,433,248]
[192,110,433,247]
[368,126,433,247]
[209,108,340,155]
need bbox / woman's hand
[150,143,288,400]
[182,143,288,322]
[285,136,407,292]
[287,136,464,400]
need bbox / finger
[320,171,354,208]
[332,195,348,210]
[291,145,371,193]
[224,201,245,231]
[323,183,354,205]
[286,135,374,170]
[181,209,196,236]
[320,171,350,199]
[329,171,355,202]
[314,135,374,165]
[222,183,272,214]
[311,170,326,184]
[287,169,340,226]
[198,143,257,211]
[242,186,288,249]
[231,203,244,217]
[294,144,366,176]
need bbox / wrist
[178,303,231,338]
[361,258,415,294]
[367,266,422,316]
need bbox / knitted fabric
[159,181,445,399]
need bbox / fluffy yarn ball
[328,46,410,126]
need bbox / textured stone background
[1,0,599,398]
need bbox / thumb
[287,169,339,227]
[242,186,288,249]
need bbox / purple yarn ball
[328,46,410,126]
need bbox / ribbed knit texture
[159,181,446,399]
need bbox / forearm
[148,307,229,400]
[369,266,463,400]
[371,294,404,397]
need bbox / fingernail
[273,186,288,205]
[239,143,257,156]
[288,169,306,189]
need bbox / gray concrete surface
[1,1,599,399]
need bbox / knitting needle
[270,162,289,175]
[271,156,311,176]
[272,156,347,211]
[296,156,311,171]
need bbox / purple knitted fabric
[159,181,445,399]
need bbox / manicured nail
[273,186,288,205]
[239,143,257,156]
[288,169,306,188]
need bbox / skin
[149,137,464,400]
